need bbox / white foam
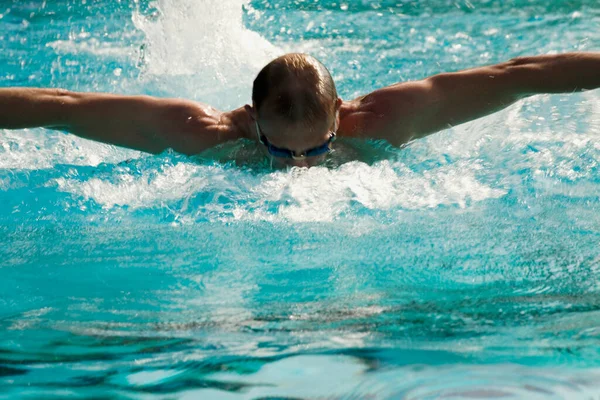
[47,38,134,58]
[54,158,506,221]
[241,160,505,222]
[132,0,281,108]
[55,162,208,209]
[0,128,140,170]
[501,92,600,183]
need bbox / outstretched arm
[0,88,241,155]
[354,52,600,146]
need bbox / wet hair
[252,53,338,127]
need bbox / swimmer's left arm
[355,52,600,146]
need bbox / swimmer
[1,52,599,168]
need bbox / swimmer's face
[246,98,342,168]
[256,117,337,168]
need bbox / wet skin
[1,53,600,166]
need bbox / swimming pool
[1,0,600,398]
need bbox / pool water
[1,0,600,398]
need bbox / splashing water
[133,0,281,107]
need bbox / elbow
[506,56,536,67]
[53,89,79,108]
[501,57,534,76]
[499,58,543,98]
[52,89,80,126]
[46,88,77,104]
[54,88,73,97]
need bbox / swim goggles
[255,120,336,160]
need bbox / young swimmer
[1,52,599,168]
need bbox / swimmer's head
[245,53,342,167]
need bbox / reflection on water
[3,339,600,398]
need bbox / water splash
[0,129,140,170]
[52,157,506,222]
[132,0,281,109]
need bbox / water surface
[1,0,600,398]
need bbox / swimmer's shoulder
[146,99,249,155]
[337,90,418,147]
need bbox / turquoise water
[2,0,600,398]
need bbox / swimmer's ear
[244,104,257,121]
[333,97,343,127]
[335,97,343,111]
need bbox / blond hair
[252,53,337,126]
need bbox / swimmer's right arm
[0,88,240,155]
